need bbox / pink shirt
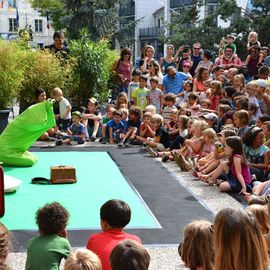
[86,229,141,270]
[231,154,251,184]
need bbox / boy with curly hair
[25,202,71,270]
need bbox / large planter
[0,109,10,135]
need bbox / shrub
[69,29,118,106]
[0,41,27,109]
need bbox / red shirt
[86,229,141,270]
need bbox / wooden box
[50,166,77,184]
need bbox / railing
[139,27,164,38]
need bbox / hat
[182,61,191,67]
[254,79,268,88]
[88,97,98,105]
[202,113,218,123]
[72,111,82,118]
[226,34,235,40]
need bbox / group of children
[1,198,269,270]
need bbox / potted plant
[0,40,26,134]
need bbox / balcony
[170,0,193,8]
[119,2,135,17]
[139,27,164,38]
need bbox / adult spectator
[45,31,70,58]
[193,67,209,92]
[212,65,225,79]
[181,61,192,77]
[175,45,193,72]
[215,45,242,69]
[159,44,177,74]
[195,50,213,74]
[138,45,155,73]
[112,48,133,100]
[163,66,191,97]
[189,43,202,77]
[245,45,261,80]
[146,59,163,89]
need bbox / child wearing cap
[254,79,270,115]
[56,111,87,145]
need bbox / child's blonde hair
[107,106,116,113]
[179,115,190,129]
[202,128,218,143]
[151,114,163,125]
[64,249,101,270]
[179,220,214,270]
[210,80,222,95]
[120,107,128,117]
[145,105,157,115]
[192,120,209,132]
[143,111,152,119]
[51,87,63,98]
[247,204,270,235]
[200,99,211,108]
[170,108,178,115]
[234,74,246,88]
[116,92,128,108]
[248,31,258,42]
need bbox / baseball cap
[254,79,268,88]
[226,34,235,40]
[202,113,218,123]
[72,111,82,118]
[88,97,98,105]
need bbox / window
[35,19,43,32]
[9,18,17,32]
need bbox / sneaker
[146,146,158,158]
[55,139,63,146]
[161,153,169,162]
[101,138,107,144]
[118,141,125,147]
[90,135,96,142]
[70,141,78,145]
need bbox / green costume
[0,100,55,166]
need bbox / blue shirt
[106,119,125,132]
[163,72,190,95]
[68,123,86,135]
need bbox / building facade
[0,0,54,47]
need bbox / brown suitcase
[50,166,77,184]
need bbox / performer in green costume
[0,100,55,166]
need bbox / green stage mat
[1,152,160,230]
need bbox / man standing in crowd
[189,43,202,77]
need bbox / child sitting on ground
[200,136,251,192]
[145,114,170,155]
[233,110,250,138]
[56,111,87,145]
[186,93,201,118]
[135,112,156,144]
[25,202,71,270]
[209,80,222,111]
[166,109,179,140]
[51,87,72,131]
[86,200,141,270]
[147,77,163,113]
[178,220,214,270]
[110,240,150,270]
[179,80,193,108]
[104,110,125,144]
[64,249,102,270]
[82,98,102,141]
[118,106,142,147]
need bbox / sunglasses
[193,48,200,50]
[183,65,190,68]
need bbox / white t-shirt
[59,97,71,119]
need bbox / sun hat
[202,113,218,123]
[254,79,268,88]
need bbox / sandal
[161,153,169,162]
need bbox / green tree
[30,0,124,41]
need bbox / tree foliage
[30,0,124,42]
[167,0,270,59]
